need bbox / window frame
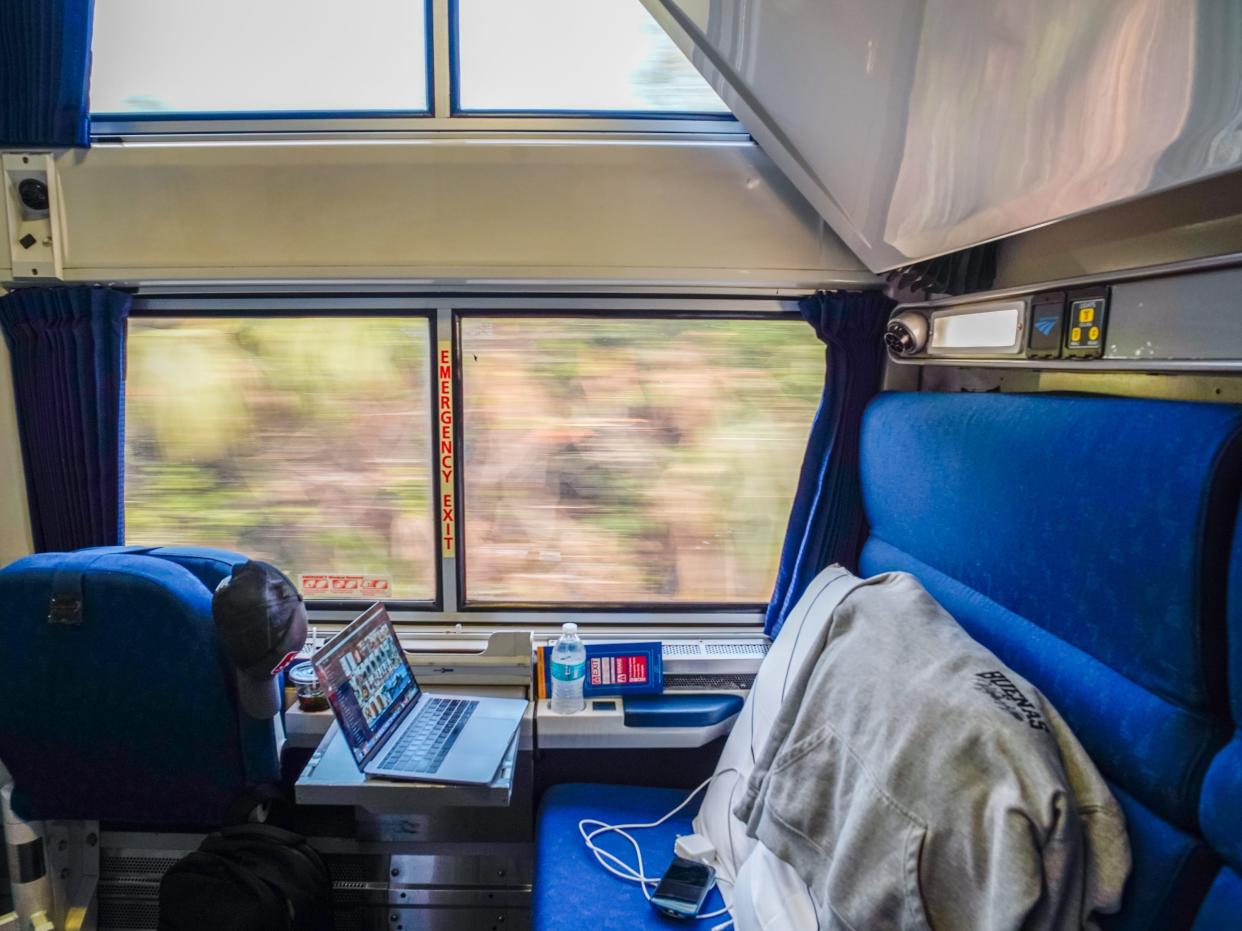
[126,295,807,629]
[452,307,813,614]
[90,0,438,129]
[88,0,746,139]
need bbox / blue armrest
[622,694,743,728]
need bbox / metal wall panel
[24,138,871,289]
[1108,266,1242,361]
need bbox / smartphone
[650,856,716,919]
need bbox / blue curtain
[765,290,893,636]
[0,0,96,147]
[0,287,129,551]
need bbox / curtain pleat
[0,287,129,551]
[0,0,95,147]
[764,290,892,636]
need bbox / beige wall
[0,332,33,564]
[2,138,873,290]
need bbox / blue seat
[859,392,1242,930]
[1192,504,1242,927]
[534,390,1242,929]
[533,784,727,931]
[0,545,278,825]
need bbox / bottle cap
[562,622,578,634]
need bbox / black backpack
[159,824,334,931]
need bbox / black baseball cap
[212,561,308,717]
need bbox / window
[88,0,738,129]
[125,316,437,602]
[458,315,822,606]
[123,306,819,615]
[90,0,431,116]
[454,0,728,115]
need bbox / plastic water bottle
[550,622,586,714]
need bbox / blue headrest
[78,545,249,590]
[0,549,277,824]
[859,392,1242,826]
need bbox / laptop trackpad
[436,715,518,783]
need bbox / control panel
[886,287,1111,363]
[1063,288,1108,358]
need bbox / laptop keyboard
[379,698,478,774]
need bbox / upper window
[125,316,437,601]
[458,315,821,606]
[88,0,736,127]
[90,0,431,117]
[453,0,728,116]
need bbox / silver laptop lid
[312,604,420,767]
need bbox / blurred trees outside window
[460,316,822,604]
[125,313,822,608]
[125,317,436,600]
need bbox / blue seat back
[858,392,1242,930]
[0,546,277,825]
[1192,514,1242,926]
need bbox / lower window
[124,315,437,602]
[458,314,823,606]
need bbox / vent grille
[703,642,768,657]
[661,643,701,657]
[662,641,769,659]
[665,673,755,690]
[332,909,371,931]
[99,897,159,930]
[101,854,180,881]
[325,855,374,883]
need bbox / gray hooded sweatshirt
[734,571,1131,930]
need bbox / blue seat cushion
[534,783,726,931]
[1192,867,1242,930]
[857,392,1242,927]
[859,392,1242,829]
[0,551,277,824]
[861,539,1223,830]
[1202,506,1242,877]
[1201,736,1242,872]
[860,392,1242,715]
[1099,787,1219,931]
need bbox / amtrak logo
[1034,316,1058,337]
[973,670,1049,731]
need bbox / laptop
[312,604,526,784]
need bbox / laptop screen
[313,604,420,765]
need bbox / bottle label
[551,660,585,682]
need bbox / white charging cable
[577,770,738,925]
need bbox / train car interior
[3,2,1242,929]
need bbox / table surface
[295,720,519,812]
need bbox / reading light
[885,311,929,356]
[926,300,1027,356]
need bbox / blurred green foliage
[461,317,822,603]
[126,314,822,606]
[125,317,435,598]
